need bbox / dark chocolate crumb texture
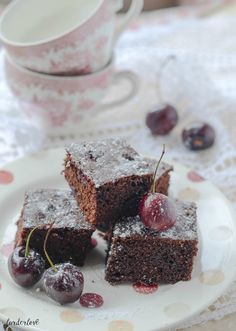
[16,189,95,267]
[64,138,173,231]
[105,200,198,285]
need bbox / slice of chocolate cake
[105,200,198,285]
[15,189,95,267]
[64,139,173,232]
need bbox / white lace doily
[1,9,236,331]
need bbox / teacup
[0,0,143,74]
[4,53,139,135]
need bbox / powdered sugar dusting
[47,263,84,289]
[23,189,93,230]
[113,200,197,240]
[66,139,171,187]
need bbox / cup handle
[113,0,144,44]
[100,70,139,110]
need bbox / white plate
[0,148,235,331]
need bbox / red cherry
[182,122,215,151]
[139,192,176,231]
[8,246,45,288]
[146,104,178,135]
[42,223,84,305]
[43,263,84,305]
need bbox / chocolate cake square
[64,139,173,232]
[105,200,198,285]
[15,189,95,267]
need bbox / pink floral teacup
[4,53,139,136]
[0,0,143,75]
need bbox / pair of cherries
[146,104,215,151]
[8,225,84,305]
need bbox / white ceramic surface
[0,149,235,331]
[0,0,143,74]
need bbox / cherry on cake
[105,200,198,285]
[64,138,173,232]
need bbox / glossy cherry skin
[182,122,215,151]
[146,104,178,135]
[8,246,45,288]
[43,263,84,305]
[139,193,176,231]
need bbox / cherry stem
[25,225,42,258]
[151,145,166,194]
[44,222,57,273]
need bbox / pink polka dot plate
[0,149,235,331]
